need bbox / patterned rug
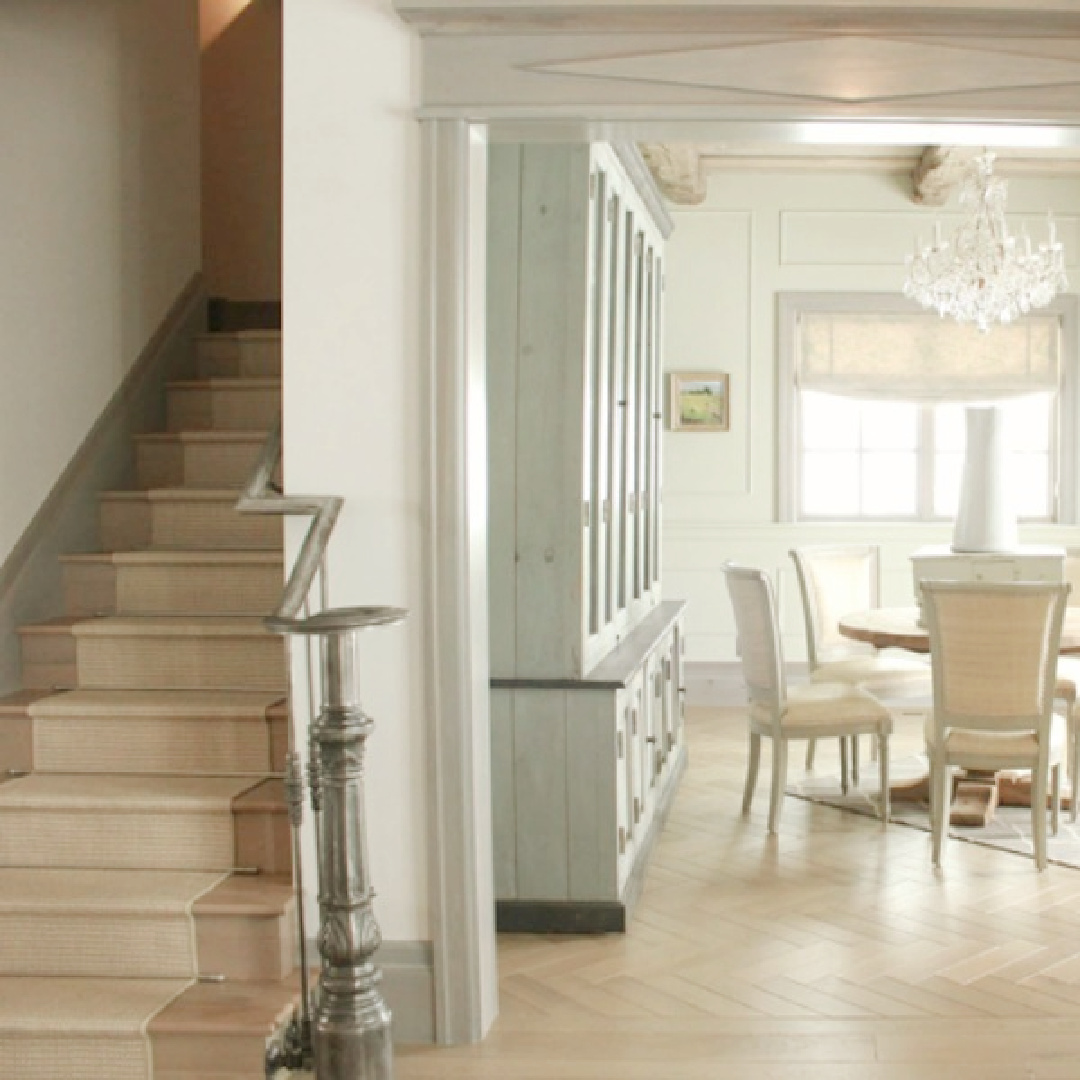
[788,755,1080,870]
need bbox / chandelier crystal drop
[903,151,1068,333]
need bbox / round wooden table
[839,605,1080,654]
[837,605,1080,825]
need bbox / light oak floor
[398,705,1080,1079]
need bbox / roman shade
[796,309,1060,402]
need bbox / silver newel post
[269,605,407,1080]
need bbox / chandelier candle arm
[903,151,1067,332]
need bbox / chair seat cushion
[924,711,1067,766]
[811,654,930,695]
[750,681,891,733]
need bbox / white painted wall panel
[661,167,1080,662]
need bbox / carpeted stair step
[0,690,48,776]
[166,377,280,433]
[0,774,257,871]
[99,489,283,551]
[72,617,287,693]
[195,330,281,379]
[0,975,192,1080]
[134,431,274,490]
[149,974,300,1077]
[62,551,284,617]
[26,689,286,776]
[0,868,225,978]
[18,617,80,691]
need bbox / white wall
[0,0,200,566]
[282,0,428,943]
[661,166,1080,662]
[199,0,282,300]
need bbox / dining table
[837,605,1080,826]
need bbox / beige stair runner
[0,329,295,1080]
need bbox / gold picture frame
[668,371,729,432]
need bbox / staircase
[0,330,302,1080]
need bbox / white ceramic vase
[951,404,1018,553]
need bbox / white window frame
[777,292,1080,525]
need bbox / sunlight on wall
[199,0,256,47]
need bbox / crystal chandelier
[903,151,1067,332]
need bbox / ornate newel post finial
[267,605,407,1080]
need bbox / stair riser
[0,905,295,981]
[76,635,287,692]
[196,336,281,378]
[196,912,295,981]
[151,1032,269,1075]
[65,562,283,617]
[5,1034,149,1080]
[100,499,283,551]
[136,439,274,489]
[19,632,76,691]
[235,809,291,875]
[0,810,236,870]
[167,386,280,432]
[34,717,275,775]
[0,914,198,978]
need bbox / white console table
[911,544,1066,623]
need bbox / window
[779,294,1077,524]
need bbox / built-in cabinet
[488,141,685,931]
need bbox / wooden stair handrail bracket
[238,424,405,1080]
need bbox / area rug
[788,755,1080,870]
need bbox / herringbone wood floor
[398,706,1080,1079]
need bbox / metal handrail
[236,421,343,625]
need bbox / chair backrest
[790,544,880,668]
[922,580,1069,735]
[723,563,786,720]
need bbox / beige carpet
[0,775,257,871]
[0,977,190,1080]
[0,869,225,978]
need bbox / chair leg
[1051,761,1061,837]
[768,738,788,835]
[1071,708,1079,824]
[805,739,816,770]
[1033,765,1049,871]
[851,735,860,786]
[878,732,890,826]
[930,759,949,869]
[742,732,762,816]
[839,737,850,796]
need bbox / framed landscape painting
[668,371,730,431]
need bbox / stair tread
[0,867,224,912]
[17,616,87,635]
[149,972,299,1036]
[60,550,283,566]
[0,773,260,809]
[29,688,285,719]
[72,615,277,637]
[197,330,281,343]
[193,872,293,917]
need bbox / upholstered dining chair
[1053,549,1080,820]
[921,580,1069,871]
[790,544,930,787]
[723,562,893,835]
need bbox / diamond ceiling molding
[527,36,1080,104]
